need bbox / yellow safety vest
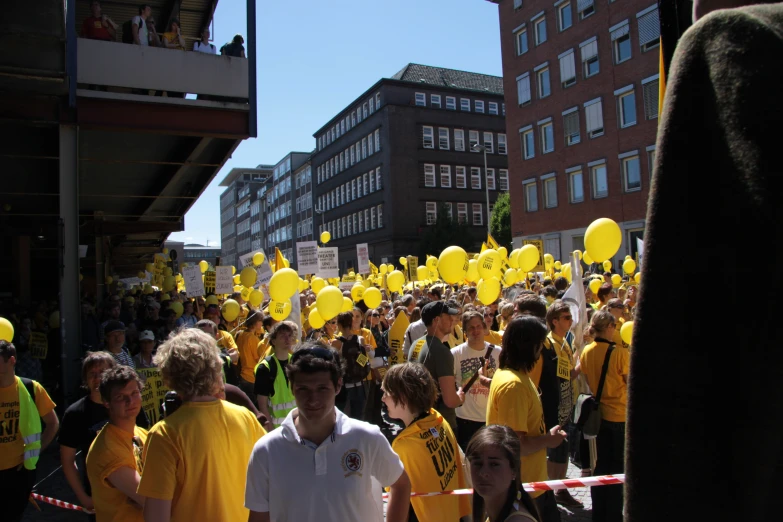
[17,377,42,470]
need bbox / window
[514,0,523,9]
[471,167,482,189]
[642,75,660,120]
[469,130,479,150]
[361,138,367,159]
[375,129,380,151]
[456,166,467,188]
[444,202,453,220]
[568,169,584,202]
[351,179,357,199]
[534,16,547,45]
[351,112,356,126]
[483,132,494,154]
[543,176,558,208]
[355,142,360,162]
[415,92,426,106]
[369,97,375,114]
[358,212,364,233]
[348,215,352,236]
[455,129,465,151]
[489,102,499,115]
[578,0,595,19]
[559,50,576,87]
[475,100,485,113]
[457,203,468,224]
[363,172,369,195]
[461,98,471,111]
[424,164,436,187]
[472,203,483,226]
[591,163,608,198]
[369,170,375,192]
[515,27,529,55]
[647,146,656,180]
[357,108,362,123]
[611,21,632,64]
[558,2,573,31]
[371,207,376,229]
[431,94,441,108]
[446,96,456,110]
[540,121,554,153]
[584,98,605,138]
[617,89,637,127]
[376,92,381,107]
[367,133,374,155]
[426,202,438,225]
[498,133,507,154]
[377,204,383,227]
[536,66,551,98]
[422,126,434,148]
[376,167,382,190]
[638,6,661,52]
[580,37,599,78]
[486,168,496,190]
[622,154,642,191]
[563,109,580,145]
[499,169,509,191]
[516,73,531,105]
[440,165,452,188]
[524,181,538,211]
[439,128,450,150]
[521,127,535,159]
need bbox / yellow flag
[388,312,410,366]
[480,242,488,253]
[486,234,500,251]
[659,45,666,117]
[369,261,379,276]
[275,248,284,273]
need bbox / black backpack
[19,377,36,400]
[122,18,143,44]
[340,336,370,384]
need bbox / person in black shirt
[220,34,245,57]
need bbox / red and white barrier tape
[383,474,624,499]
[30,493,93,513]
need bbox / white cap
[139,330,155,341]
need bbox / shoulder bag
[573,343,615,439]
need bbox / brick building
[312,63,508,270]
[489,0,660,263]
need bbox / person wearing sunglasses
[245,343,411,522]
[605,299,628,349]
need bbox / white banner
[338,282,355,292]
[317,247,339,279]
[239,252,273,296]
[356,243,370,274]
[182,265,205,297]
[215,266,233,295]
[636,237,644,268]
[296,241,319,275]
[289,291,302,335]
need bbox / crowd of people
[0,264,635,522]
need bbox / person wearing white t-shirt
[245,343,411,522]
[451,310,502,451]
[193,28,216,54]
[132,5,151,46]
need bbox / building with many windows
[489,0,659,263]
[262,152,311,262]
[219,166,273,268]
[312,63,508,270]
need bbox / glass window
[569,170,584,202]
[415,92,426,106]
[619,91,637,127]
[537,67,551,98]
[498,134,507,155]
[440,165,452,188]
[558,2,572,31]
[426,202,437,225]
[515,28,528,55]
[446,96,456,110]
[424,164,436,187]
[499,169,509,191]
[525,182,538,211]
[439,128,450,150]
[614,33,632,64]
[516,73,531,105]
[475,100,485,113]
[623,156,642,191]
[457,203,468,224]
[456,166,467,188]
[461,98,471,111]
[471,167,482,189]
[563,111,580,145]
[483,132,494,154]
[591,164,608,198]
[455,129,465,151]
[472,203,483,226]
[489,102,499,115]
[469,130,479,151]
[534,17,547,45]
[422,126,434,148]
[540,122,554,153]
[522,129,535,159]
[544,177,558,208]
[486,168,496,190]
[431,94,441,108]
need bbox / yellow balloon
[249,289,264,307]
[351,283,365,302]
[583,252,594,265]
[269,268,298,302]
[438,246,469,284]
[498,246,508,259]
[620,321,634,345]
[611,274,622,287]
[363,287,382,308]
[466,259,479,283]
[311,277,326,295]
[554,272,562,279]
[199,260,209,273]
[283,258,290,268]
[170,301,184,319]
[316,286,343,320]
[341,297,353,312]
[379,264,388,275]
[634,272,641,284]
[399,257,408,266]
[387,270,405,292]
[240,266,258,288]
[507,249,520,269]
[477,249,502,280]
[233,285,243,293]
[205,295,219,306]
[585,218,622,263]
[269,300,292,321]
[416,265,429,281]
[163,275,176,292]
[623,259,636,275]
[233,274,241,285]
[320,231,331,244]
[561,263,572,282]
[308,308,325,329]
[145,263,154,273]
[137,271,145,279]
[253,252,265,266]
[625,255,632,261]
[162,248,169,255]
[105,276,113,285]
[426,257,438,271]
[517,244,540,273]
[0,317,14,342]
[477,277,501,305]
[221,299,240,322]
[588,278,602,295]
[603,260,613,272]
[163,267,173,277]
[231,266,236,275]
[544,253,554,266]
[503,268,518,287]
[241,286,253,302]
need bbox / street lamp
[314,205,325,242]
[472,143,491,237]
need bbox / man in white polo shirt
[245,342,411,522]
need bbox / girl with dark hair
[466,424,541,522]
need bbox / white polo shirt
[245,407,404,521]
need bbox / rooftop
[389,63,504,95]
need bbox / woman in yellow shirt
[236,312,264,400]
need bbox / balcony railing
[77,38,248,101]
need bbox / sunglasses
[291,346,335,364]
[327,320,337,325]
[371,313,380,317]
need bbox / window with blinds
[517,73,532,105]
[563,110,580,145]
[559,50,576,87]
[580,38,599,78]
[610,21,631,63]
[440,166,452,188]
[584,99,604,138]
[577,0,594,18]
[637,6,660,51]
[643,77,660,119]
[424,164,436,187]
[426,202,437,225]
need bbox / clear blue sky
[169,0,503,247]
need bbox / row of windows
[317,129,381,185]
[220,191,234,210]
[250,200,261,217]
[522,145,656,212]
[295,166,312,189]
[318,92,382,151]
[237,238,252,255]
[251,221,261,235]
[221,237,235,254]
[183,250,220,259]
[297,218,314,239]
[519,75,659,159]
[266,200,293,228]
[426,201,487,227]
[321,205,384,240]
[318,167,383,212]
[422,126,508,155]
[414,92,505,116]
[251,239,262,252]
[237,218,251,235]
[296,193,313,214]
[220,206,234,225]
[267,176,292,205]
[266,224,293,247]
[236,200,251,218]
[423,165,509,191]
[273,158,292,181]
[221,222,235,239]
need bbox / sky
[168,0,503,247]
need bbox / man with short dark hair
[104,321,135,369]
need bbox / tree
[490,192,512,248]
[419,203,476,259]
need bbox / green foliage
[490,192,512,248]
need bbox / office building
[262,153,311,262]
[219,166,273,268]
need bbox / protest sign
[137,368,169,425]
[182,265,204,297]
[296,241,319,275]
[215,266,233,295]
[317,247,339,279]
[356,243,370,274]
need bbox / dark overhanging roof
[390,63,504,96]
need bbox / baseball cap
[104,320,126,335]
[139,330,155,341]
[147,301,161,310]
[421,301,459,326]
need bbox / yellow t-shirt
[217,330,237,352]
[486,368,547,498]
[137,400,266,522]
[391,409,470,521]
[86,423,148,522]
[484,330,503,346]
[236,330,262,382]
[580,341,629,423]
[0,379,55,471]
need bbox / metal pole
[483,148,490,236]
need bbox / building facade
[262,152,311,262]
[219,166,273,268]
[490,0,659,264]
[312,63,508,271]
